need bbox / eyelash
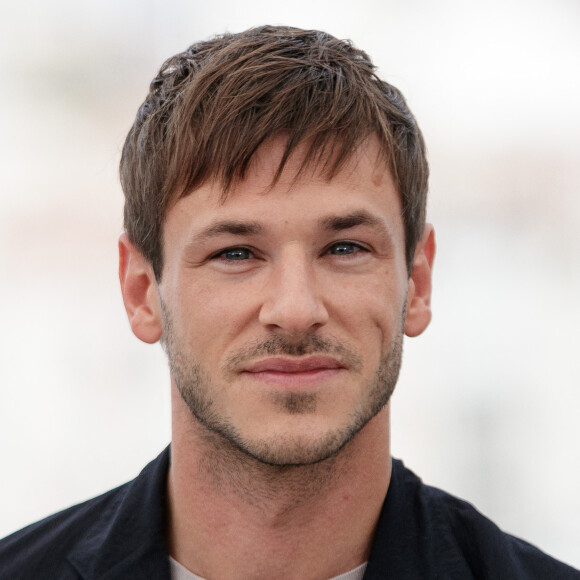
[211,241,369,262]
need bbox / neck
[167,385,392,580]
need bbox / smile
[242,356,346,387]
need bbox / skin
[119,136,435,579]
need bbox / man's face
[157,137,415,466]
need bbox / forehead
[245,134,391,191]
[164,135,403,241]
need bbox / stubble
[161,299,403,469]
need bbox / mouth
[242,356,346,387]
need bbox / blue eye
[329,242,363,255]
[218,247,253,261]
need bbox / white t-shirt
[170,556,368,580]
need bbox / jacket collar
[65,450,435,579]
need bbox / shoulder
[0,482,130,579]
[422,479,573,577]
[0,447,171,580]
[370,458,580,579]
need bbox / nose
[259,250,329,337]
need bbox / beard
[161,301,404,467]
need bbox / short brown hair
[120,25,428,280]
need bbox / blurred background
[1,0,579,568]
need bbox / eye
[327,241,367,256]
[214,247,254,261]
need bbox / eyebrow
[318,210,385,232]
[189,210,389,245]
[192,220,264,243]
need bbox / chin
[234,435,349,466]
[223,409,378,467]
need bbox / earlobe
[118,233,163,344]
[404,224,436,338]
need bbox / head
[120,25,429,282]
[118,26,434,467]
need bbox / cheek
[330,271,407,330]
[343,283,407,371]
[172,279,258,352]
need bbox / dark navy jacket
[1,447,578,579]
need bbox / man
[0,25,577,580]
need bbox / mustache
[224,334,363,373]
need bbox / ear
[404,224,436,338]
[118,233,163,344]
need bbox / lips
[244,356,345,374]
